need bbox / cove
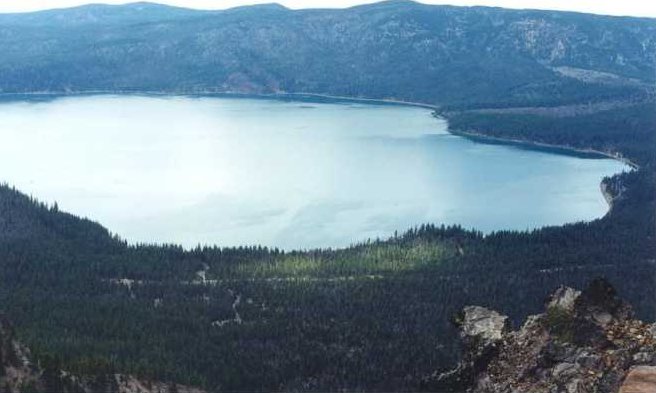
[0,95,629,249]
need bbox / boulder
[548,286,581,312]
[460,306,509,342]
[619,366,656,393]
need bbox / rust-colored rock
[620,366,656,393]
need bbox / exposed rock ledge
[426,279,656,393]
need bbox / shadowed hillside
[0,1,653,107]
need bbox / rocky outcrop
[459,306,509,342]
[429,306,510,391]
[0,315,205,393]
[428,279,656,393]
[0,314,46,392]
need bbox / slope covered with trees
[0,103,652,390]
[0,1,653,391]
[0,1,653,107]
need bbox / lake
[0,95,629,249]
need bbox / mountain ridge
[4,1,656,20]
[0,1,652,108]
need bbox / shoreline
[445,128,639,218]
[600,182,616,214]
[0,90,441,110]
[269,92,441,110]
[0,89,637,224]
[446,128,640,170]
[0,89,641,250]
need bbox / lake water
[0,95,629,249]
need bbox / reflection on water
[0,95,629,249]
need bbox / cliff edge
[427,279,656,393]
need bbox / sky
[0,0,654,18]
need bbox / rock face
[0,314,45,392]
[620,366,656,393]
[460,306,509,342]
[428,279,656,393]
[0,316,205,393]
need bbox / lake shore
[600,181,616,213]
[0,90,637,247]
[0,90,441,110]
[266,92,441,110]
[445,128,640,170]
[443,127,637,217]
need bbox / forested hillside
[0,1,654,392]
[0,1,654,107]
[0,104,653,391]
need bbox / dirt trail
[211,289,242,328]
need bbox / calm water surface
[0,95,629,249]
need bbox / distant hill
[0,0,653,107]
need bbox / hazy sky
[1,1,655,18]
